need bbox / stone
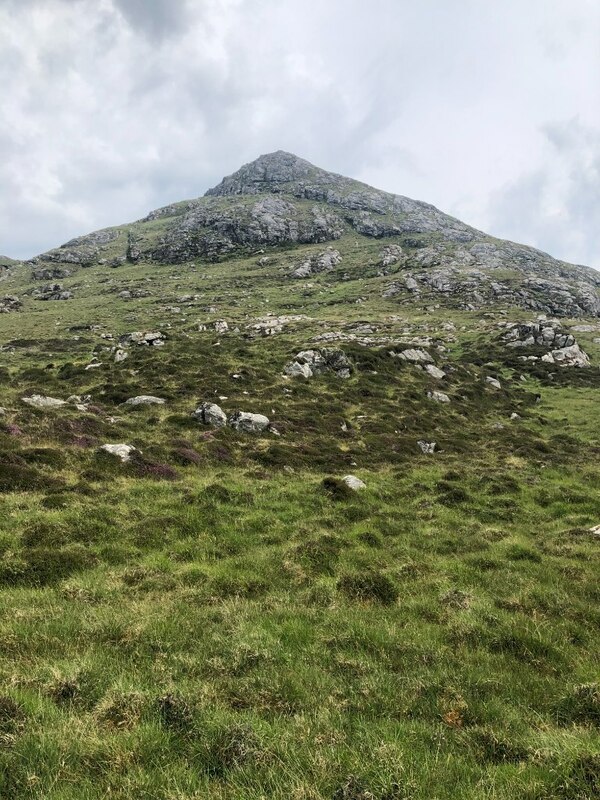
[124,395,166,406]
[427,390,450,403]
[291,248,342,278]
[99,444,138,462]
[284,348,351,379]
[392,348,433,363]
[379,244,404,268]
[417,440,437,454]
[192,402,227,427]
[120,331,166,347]
[114,349,128,363]
[214,320,229,334]
[228,411,270,433]
[550,343,590,368]
[486,376,502,389]
[284,361,313,378]
[0,295,22,313]
[343,474,366,491]
[424,364,446,379]
[32,283,73,301]
[22,394,67,409]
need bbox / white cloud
[0,0,598,266]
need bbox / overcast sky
[1,0,599,266]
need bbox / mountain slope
[0,154,599,800]
[27,151,600,318]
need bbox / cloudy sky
[1,0,599,266]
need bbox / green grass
[0,236,598,798]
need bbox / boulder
[550,343,590,368]
[284,361,313,378]
[427,390,450,403]
[392,348,433,363]
[124,395,166,406]
[0,295,22,313]
[22,395,67,409]
[417,440,437,454]
[192,402,227,427]
[486,376,502,389]
[343,474,366,491]
[32,283,73,301]
[291,248,342,278]
[120,331,166,347]
[284,347,351,379]
[99,444,138,462]
[228,411,270,433]
[424,364,446,379]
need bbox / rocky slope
[25,151,600,318]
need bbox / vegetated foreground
[0,153,598,798]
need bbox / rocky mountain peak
[205,150,344,197]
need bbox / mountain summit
[21,151,600,317]
[205,151,322,195]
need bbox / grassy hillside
[0,232,598,799]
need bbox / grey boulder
[228,411,270,433]
[193,402,227,427]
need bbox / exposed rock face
[228,411,270,433]
[31,266,72,281]
[379,244,404,270]
[382,241,600,317]
[284,348,351,379]
[192,402,227,427]
[147,195,344,264]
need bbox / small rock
[427,390,450,403]
[343,474,366,491]
[486,376,502,389]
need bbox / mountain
[27,150,600,318]
[0,153,599,799]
